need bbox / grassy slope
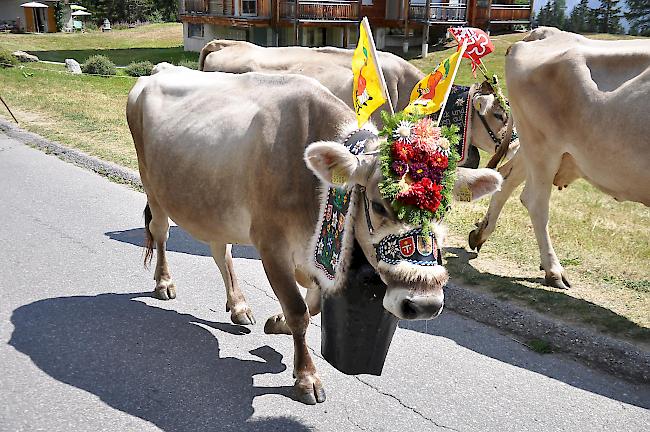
[0,25,647,344]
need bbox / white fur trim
[377,261,449,287]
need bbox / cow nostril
[401,299,419,319]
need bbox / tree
[625,0,650,36]
[596,0,623,34]
[536,0,568,30]
[537,1,554,27]
[77,0,178,24]
[551,0,567,30]
[567,0,590,33]
[586,6,601,33]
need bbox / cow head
[305,121,502,320]
[470,79,519,161]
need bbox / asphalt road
[1,132,648,432]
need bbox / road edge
[2,118,648,384]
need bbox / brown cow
[127,70,502,404]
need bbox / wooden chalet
[180,0,533,54]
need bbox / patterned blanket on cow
[440,85,471,165]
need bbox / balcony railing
[409,2,468,24]
[183,0,209,14]
[489,4,531,23]
[279,0,361,22]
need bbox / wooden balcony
[489,3,531,24]
[409,2,468,24]
[278,0,361,23]
[182,0,209,14]
[180,0,271,18]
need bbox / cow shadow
[8,293,311,432]
[441,247,650,343]
[104,227,261,259]
[399,247,650,409]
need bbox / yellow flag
[404,44,466,115]
[352,19,387,127]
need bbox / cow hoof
[264,313,292,335]
[231,308,256,326]
[154,281,176,300]
[468,229,484,252]
[294,375,326,405]
[544,272,572,290]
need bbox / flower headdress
[378,111,460,234]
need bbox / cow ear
[453,168,503,202]
[472,93,495,116]
[305,142,362,187]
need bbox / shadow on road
[104,228,649,409]
[399,247,650,409]
[105,227,260,259]
[9,293,310,431]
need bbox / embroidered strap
[375,228,441,267]
[313,128,378,282]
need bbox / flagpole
[435,40,468,126]
[361,17,394,115]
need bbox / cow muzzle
[383,286,445,320]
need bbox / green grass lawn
[0,23,197,65]
[0,24,648,346]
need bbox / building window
[362,0,373,5]
[187,23,204,38]
[242,0,257,15]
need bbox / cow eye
[371,201,388,217]
[494,112,506,122]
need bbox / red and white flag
[448,27,494,77]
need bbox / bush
[81,55,117,76]
[176,59,198,70]
[146,10,164,23]
[125,61,153,77]
[0,49,18,68]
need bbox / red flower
[429,152,449,169]
[396,178,443,213]
[393,142,414,162]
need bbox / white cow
[199,40,519,169]
[471,27,650,289]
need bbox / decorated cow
[127,70,502,404]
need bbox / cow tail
[143,203,154,269]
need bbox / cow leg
[256,244,325,404]
[209,242,255,325]
[264,287,321,335]
[469,155,526,251]
[520,159,571,290]
[147,201,176,300]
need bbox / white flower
[393,120,414,143]
[435,137,452,156]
